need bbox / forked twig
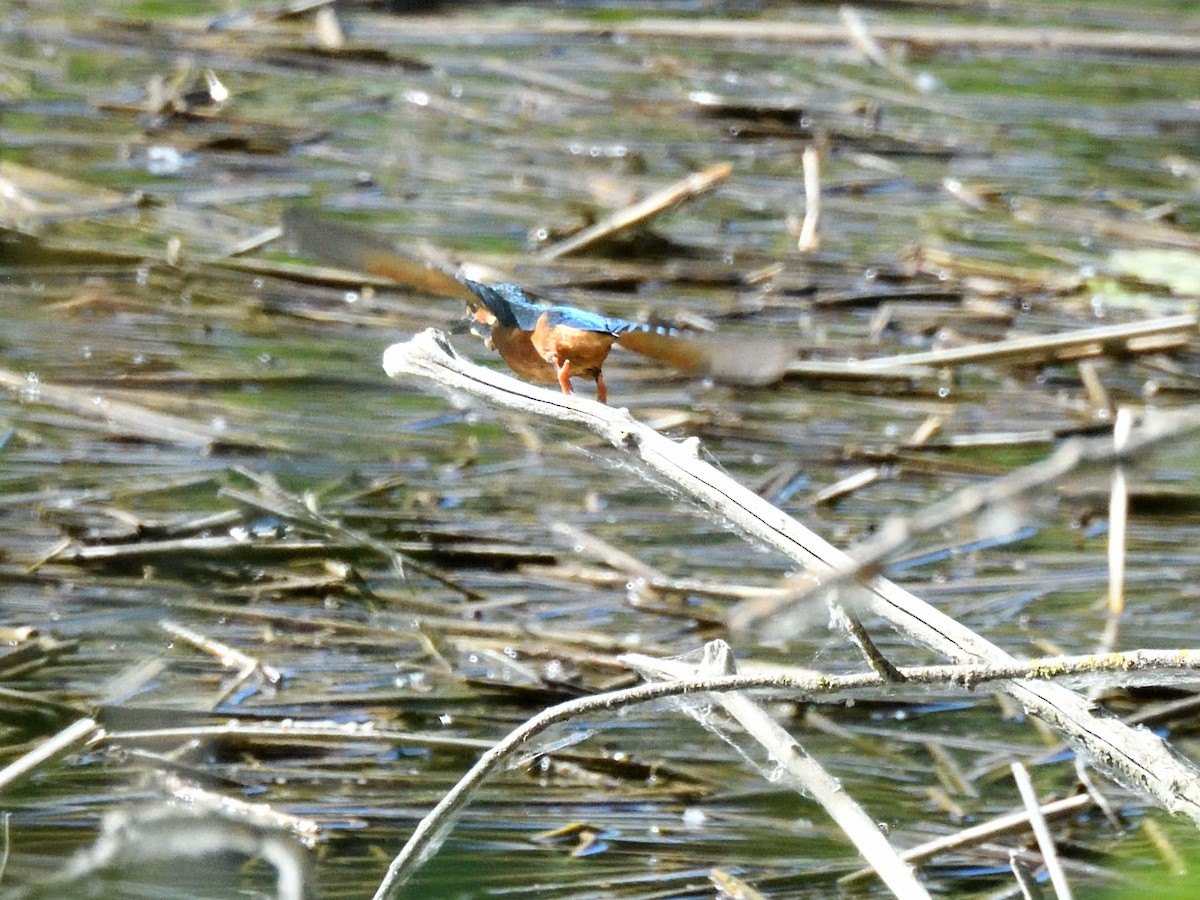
[377,330,1200,890]
[369,645,1200,897]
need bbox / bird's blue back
[462,279,672,337]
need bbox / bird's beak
[451,313,495,349]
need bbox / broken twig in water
[160,619,283,693]
[797,145,821,252]
[840,6,928,94]
[0,718,99,794]
[534,162,733,261]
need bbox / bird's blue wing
[543,306,642,335]
[463,278,671,337]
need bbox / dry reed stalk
[159,619,283,702]
[392,18,1200,57]
[839,6,926,93]
[1011,761,1074,900]
[808,314,1195,373]
[797,145,822,252]
[0,718,99,793]
[1107,409,1132,616]
[841,794,1094,885]
[534,162,733,262]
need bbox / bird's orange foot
[595,372,608,404]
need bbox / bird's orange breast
[489,324,560,383]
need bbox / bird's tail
[617,329,795,386]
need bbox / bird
[283,207,793,402]
[458,279,720,404]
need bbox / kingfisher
[458,279,736,404]
[283,208,792,402]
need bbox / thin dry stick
[313,4,344,48]
[795,314,1197,374]
[1011,762,1074,900]
[797,145,821,252]
[155,771,319,843]
[786,359,934,380]
[1010,851,1041,899]
[628,20,1200,56]
[738,649,1200,693]
[616,19,1200,56]
[833,598,908,683]
[840,794,1093,885]
[160,620,283,689]
[709,869,765,898]
[626,642,928,899]
[812,466,880,506]
[0,812,9,885]
[534,162,733,261]
[381,330,1200,824]
[551,521,666,583]
[1142,817,1188,876]
[0,161,143,230]
[906,414,944,447]
[1073,756,1120,828]
[1107,408,1132,616]
[100,650,1200,757]
[53,534,334,562]
[396,18,1200,56]
[1012,198,1200,252]
[1077,361,1111,413]
[0,718,99,793]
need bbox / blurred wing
[617,330,795,385]
[283,207,474,301]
